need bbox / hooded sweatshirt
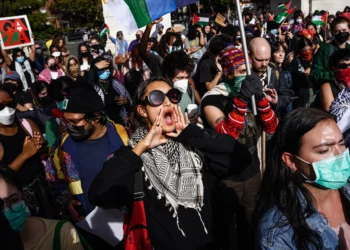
[65,55,82,80]
[151,23,164,42]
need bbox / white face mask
[173,79,188,93]
[0,106,16,125]
[296,18,302,24]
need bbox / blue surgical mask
[16,57,25,63]
[296,148,350,190]
[98,70,110,80]
[3,200,30,231]
[270,29,278,35]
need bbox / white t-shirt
[50,72,59,80]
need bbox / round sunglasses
[142,89,182,107]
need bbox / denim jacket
[256,182,350,249]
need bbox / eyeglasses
[142,89,182,107]
[338,63,350,70]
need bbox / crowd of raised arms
[1,4,350,250]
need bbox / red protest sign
[0,15,34,50]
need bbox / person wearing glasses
[46,84,129,249]
[0,166,83,250]
[88,77,251,250]
[310,16,350,89]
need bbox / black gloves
[238,73,265,103]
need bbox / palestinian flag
[193,13,211,26]
[278,0,292,10]
[104,0,198,33]
[100,24,110,37]
[311,13,327,26]
[275,7,296,23]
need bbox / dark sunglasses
[142,89,182,107]
[338,63,350,70]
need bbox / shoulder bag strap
[53,220,69,250]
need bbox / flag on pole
[311,13,327,26]
[275,7,296,23]
[104,0,198,33]
[278,0,292,10]
[193,13,211,26]
[100,24,110,37]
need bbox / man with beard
[249,38,291,118]
[128,30,143,53]
[46,84,128,249]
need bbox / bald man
[128,30,144,53]
[249,37,291,118]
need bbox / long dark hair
[295,37,313,57]
[31,80,53,107]
[255,108,335,250]
[77,42,93,65]
[130,77,171,131]
[187,24,201,41]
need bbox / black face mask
[4,82,18,93]
[39,95,52,105]
[49,64,57,71]
[80,52,88,57]
[136,34,141,41]
[66,123,94,141]
[334,32,349,44]
[92,45,99,50]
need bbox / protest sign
[0,15,34,50]
[215,13,226,27]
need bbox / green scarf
[224,75,246,97]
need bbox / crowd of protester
[0,5,350,250]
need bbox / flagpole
[234,0,257,115]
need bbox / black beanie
[63,84,104,113]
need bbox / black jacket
[88,124,251,250]
[267,64,292,116]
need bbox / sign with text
[0,15,34,50]
[215,13,226,27]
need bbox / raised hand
[264,88,278,105]
[166,106,189,138]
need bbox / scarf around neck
[130,126,207,236]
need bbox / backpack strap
[109,120,129,146]
[53,219,93,250]
[134,169,144,201]
[21,118,33,137]
[53,220,68,250]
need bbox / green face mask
[3,200,30,231]
[225,75,246,97]
[296,148,350,190]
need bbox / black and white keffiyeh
[130,126,207,236]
